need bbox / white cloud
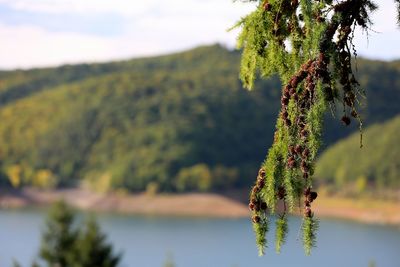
[0,16,243,69]
[0,0,254,17]
[0,0,399,69]
[0,23,119,69]
[352,0,400,59]
[0,0,148,16]
[0,1,255,69]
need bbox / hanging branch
[232,0,399,255]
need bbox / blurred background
[0,0,399,266]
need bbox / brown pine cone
[252,215,261,223]
[302,148,310,158]
[277,186,286,199]
[260,202,268,211]
[249,202,255,211]
[294,145,303,154]
[304,206,312,218]
[341,115,351,126]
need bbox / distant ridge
[316,115,400,190]
[0,44,399,192]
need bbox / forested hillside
[0,44,399,192]
[316,115,400,193]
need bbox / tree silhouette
[37,200,121,267]
[39,200,78,266]
[72,216,121,267]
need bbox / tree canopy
[0,46,399,194]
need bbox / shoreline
[0,188,250,218]
[313,194,400,226]
[1,188,399,225]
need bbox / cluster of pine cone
[250,0,365,224]
[336,21,361,126]
[249,168,268,224]
[262,0,300,47]
[304,187,318,218]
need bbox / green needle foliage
[302,216,319,256]
[275,215,288,254]
[234,0,400,255]
[252,214,269,256]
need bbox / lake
[0,209,399,267]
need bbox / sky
[0,0,399,70]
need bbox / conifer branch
[235,0,388,255]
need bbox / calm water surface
[0,209,399,267]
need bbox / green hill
[0,44,399,192]
[316,115,400,193]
